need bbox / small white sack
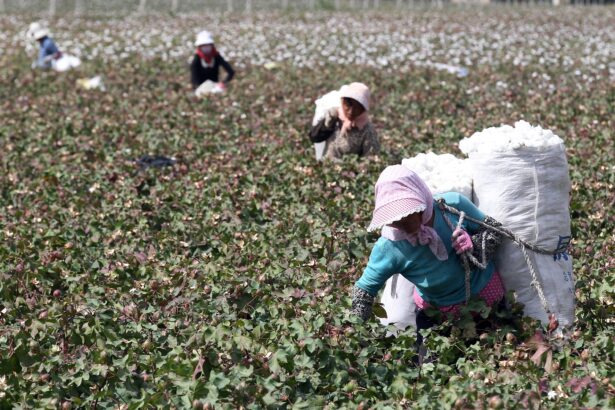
[312,90,341,160]
[430,62,469,78]
[52,54,81,72]
[379,274,417,331]
[77,75,105,91]
[460,121,575,328]
[195,80,225,98]
[401,152,473,199]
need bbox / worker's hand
[452,228,473,254]
[217,82,226,90]
[324,106,339,127]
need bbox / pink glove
[452,229,473,255]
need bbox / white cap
[194,31,214,47]
[339,82,371,111]
[28,22,49,40]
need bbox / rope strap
[437,199,557,255]
[436,198,553,315]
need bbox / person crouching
[190,30,235,92]
[309,82,380,160]
[28,23,61,70]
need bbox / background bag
[52,54,81,72]
[312,90,340,160]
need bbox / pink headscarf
[368,165,448,261]
[338,82,370,134]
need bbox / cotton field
[1,8,614,81]
[0,5,613,409]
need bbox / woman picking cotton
[191,30,235,95]
[351,165,505,348]
[309,83,380,160]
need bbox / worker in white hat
[190,30,235,90]
[28,22,62,69]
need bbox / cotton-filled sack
[402,152,473,199]
[195,80,225,98]
[52,54,81,72]
[312,90,341,160]
[76,75,105,91]
[460,121,575,328]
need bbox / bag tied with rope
[461,126,575,330]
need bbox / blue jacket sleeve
[355,239,402,297]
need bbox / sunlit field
[0,7,614,408]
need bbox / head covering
[368,165,448,261]
[194,31,218,65]
[28,22,49,40]
[196,45,218,65]
[339,82,370,111]
[194,30,214,47]
[338,82,371,134]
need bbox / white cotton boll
[401,152,473,199]
[459,121,564,155]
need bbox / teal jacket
[355,192,495,306]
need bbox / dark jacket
[309,110,380,160]
[190,54,235,89]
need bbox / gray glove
[351,286,374,321]
[470,216,503,269]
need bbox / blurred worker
[28,22,61,69]
[190,30,235,91]
[309,82,379,160]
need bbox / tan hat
[339,82,370,111]
[28,22,49,40]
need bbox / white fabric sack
[379,274,417,332]
[402,152,473,199]
[77,75,105,91]
[461,123,575,328]
[312,90,341,160]
[52,54,81,72]
[195,80,224,98]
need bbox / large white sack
[312,90,341,160]
[379,274,417,332]
[401,152,473,199]
[52,54,81,72]
[460,121,575,328]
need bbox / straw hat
[28,22,49,40]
